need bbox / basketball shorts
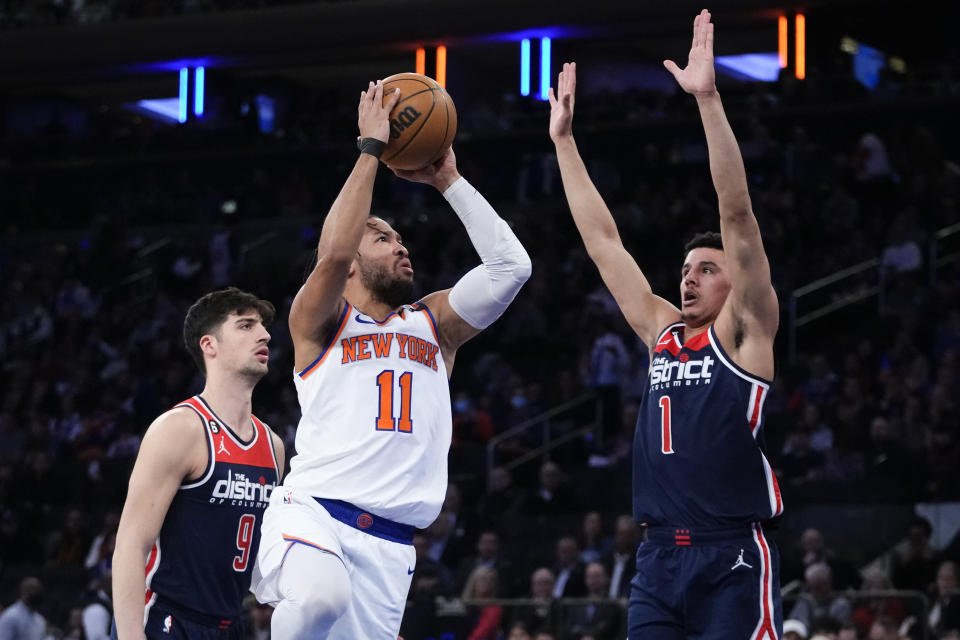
[628,523,782,640]
[111,597,245,640]
[252,486,416,640]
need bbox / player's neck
[683,322,710,339]
[345,290,404,323]
[199,376,255,439]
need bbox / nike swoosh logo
[407,567,415,575]
[355,314,379,325]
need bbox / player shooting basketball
[251,79,531,639]
[549,11,784,639]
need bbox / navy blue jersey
[144,397,280,621]
[633,324,783,527]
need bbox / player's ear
[200,334,216,359]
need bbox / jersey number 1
[376,370,413,432]
[659,396,674,454]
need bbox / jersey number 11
[375,370,413,432]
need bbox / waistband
[154,595,243,629]
[644,523,762,546]
[314,497,414,545]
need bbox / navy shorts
[111,597,245,640]
[628,523,782,640]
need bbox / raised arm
[392,148,532,374]
[665,10,778,342]
[112,410,206,640]
[289,81,401,372]
[549,62,679,348]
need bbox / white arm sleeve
[443,177,532,329]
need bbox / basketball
[379,72,457,170]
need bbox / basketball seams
[382,89,440,163]
[379,73,455,169]
[431,89,452,166]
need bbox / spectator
[563,562,622,640]
[525,462,579,514]
[929,561,960,636]
[455,530,519,598]
[81,573,112,640]
[478,467,525,521]
[603,516,638,599]
[788,563,853,629]
[552,536,586,598]
[425,483,470,569]
[0,577,47,640]
[852,570,907,636]
[891,517,941,592]
[578,512,611,564]
[512,568,559,635]
[462,566,502,640]
[411,533,455,597]
[784,619,809,640]
[784,528,860,590]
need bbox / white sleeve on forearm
[444,177,532,329]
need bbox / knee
[298,583,350,623]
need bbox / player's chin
[242,363,269,380]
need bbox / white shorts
[251,487,416,640]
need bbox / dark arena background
[1,1,959,639]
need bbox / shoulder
[138,406,207,460]
[148,405,204,437]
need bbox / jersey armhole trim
[412,300,440,345]
[254,415,283,479]
[175,399,216,490]
[298,301,352,379]
[707,325,773,388]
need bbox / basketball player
[113,288,285,640]
[549,11,783,639]
[250,80,531,639]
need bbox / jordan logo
[730,549,753,570]
[218,436,230,456]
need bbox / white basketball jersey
[284,301,451,528]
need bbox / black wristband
[357,137,387,159]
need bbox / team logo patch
[357,513,374,529]
[163,615,173,634]
[283,490,293,504]
[678,353,690,362]
[208,419,220,433]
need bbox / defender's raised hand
[548,62,577,142]
[357,80,401,142]
[664,9,717,96]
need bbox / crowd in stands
[1,20,960,640]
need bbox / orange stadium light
[795,14,806,79]
[778,16,788,68]
[415,48,426,76]
[436,46,447,87]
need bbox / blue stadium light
[715,53,781,82]
[178,67,189,123]
[194,67,205,117]
[132,98,181,123]
[520,39,531,96]
[539,37,551,101]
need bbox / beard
[358,259,414,309]
[239,362,268,383]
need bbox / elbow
[513,251,532,285]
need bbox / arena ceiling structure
[0,0,945,104]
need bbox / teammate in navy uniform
[112,288,285,640]
[549,10,783,639]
